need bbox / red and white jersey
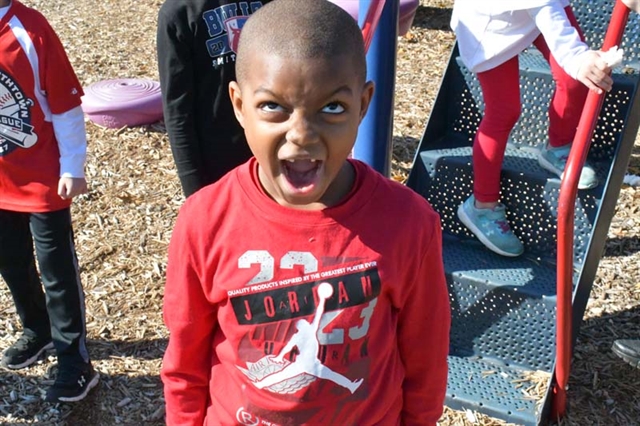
[162,158,451,426]
[0,1,83,212]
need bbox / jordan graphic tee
[162,158,451,426]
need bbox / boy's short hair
[236,0,367,84]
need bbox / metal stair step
[416,147,601,261]
[419,143,610,185]
[443,238,563,372]
[446,354,550,426]
[443,236,561,296]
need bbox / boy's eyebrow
[254,85,355,98]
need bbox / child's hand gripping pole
[576,45,624,94]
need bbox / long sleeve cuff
[565,49,591,80]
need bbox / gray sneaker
[457,195,524,257]
[538,144,598,189]
[612,339,640,369]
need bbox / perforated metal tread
[443,237,562,296]
[418,148,600,262]
[419,145,609,183]
[446,355,549,426]
[444,238,560,372]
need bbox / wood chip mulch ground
[1,1,639,425]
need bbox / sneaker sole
[56,371,100,403]
[612,345,640,369]
[3,341,54,370]
[457,203,523,257]
[537,152,597,190]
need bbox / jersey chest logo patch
[0,68,37,156]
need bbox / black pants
[0,208,89,369]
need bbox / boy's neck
[0,0,10,8]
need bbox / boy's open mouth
[281,159,322,190]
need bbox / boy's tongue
[283,160,319,188]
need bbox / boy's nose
[286,114,318,147]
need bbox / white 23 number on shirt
[238,250,375,344]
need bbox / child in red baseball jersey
[0,0,98,403]
[161,0,451,424]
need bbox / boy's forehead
[236,0,366,86]
[243,50,361,85]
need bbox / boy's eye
[322,103,345,114]
[260,102,284,112]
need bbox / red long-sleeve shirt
[162,158,451,425]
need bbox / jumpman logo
[250,283,364,394]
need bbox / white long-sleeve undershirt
[52,105,87,178]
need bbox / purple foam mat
[81,79,163,129]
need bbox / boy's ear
[229,81,245,128]
[358,81,375,123]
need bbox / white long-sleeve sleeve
[528,3,590,79]
[51,105,87,178]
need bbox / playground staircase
[406,2,640,425]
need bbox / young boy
[161,0,451,425]
[0,0,98,403]
[157,0,272,198]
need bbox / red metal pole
[361,0,386,52]
[552,1,631,419]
